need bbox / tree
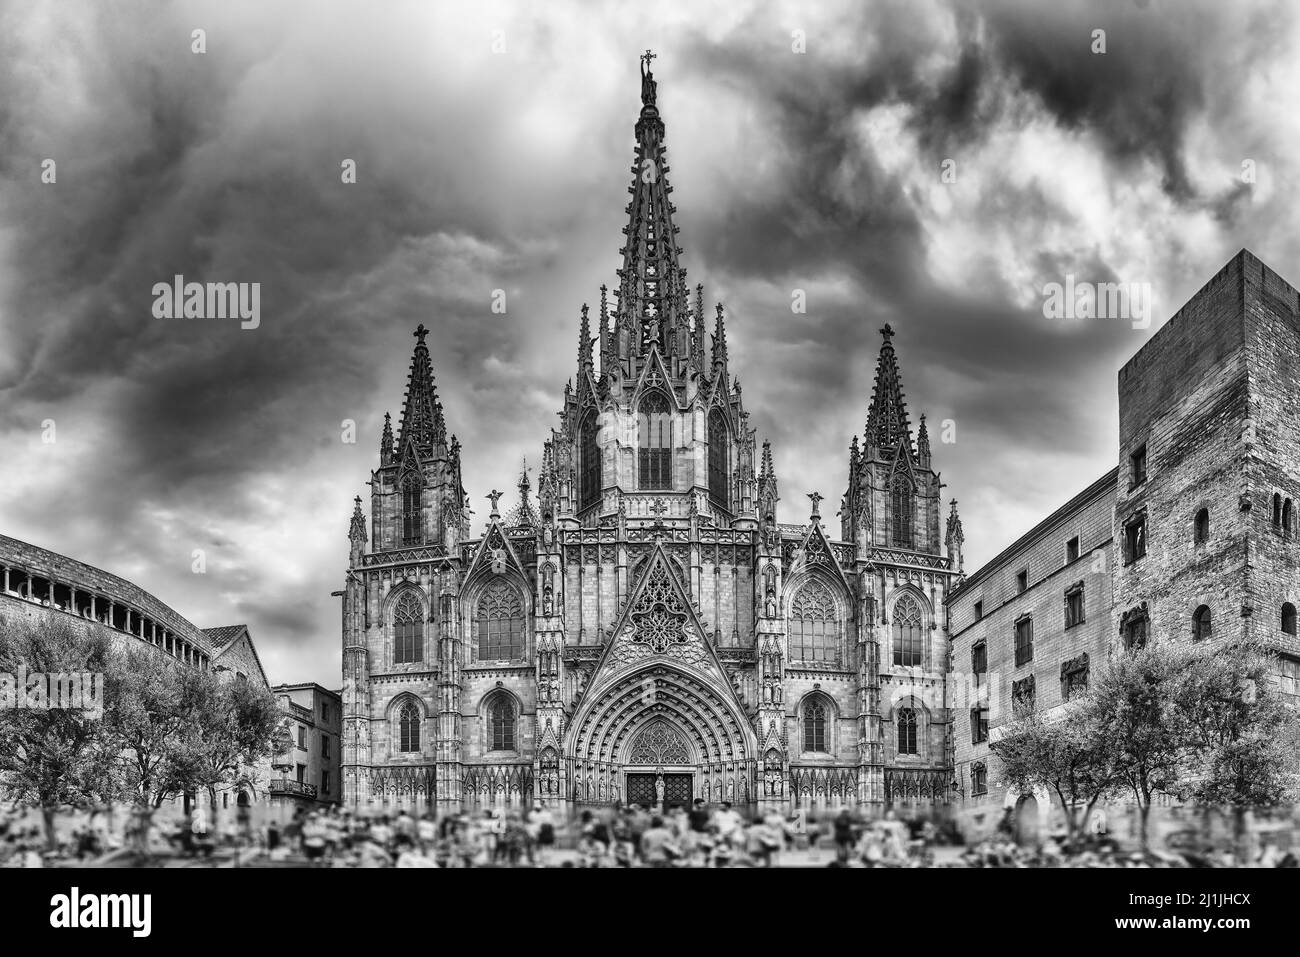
[1173,639,1300,861]
[991,700,1119,851]
[1090,641,1195,852]
[186,676,283,806]
[0,614,120,850]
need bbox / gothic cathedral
[340,56,966,814]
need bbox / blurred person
[528,802,556,866]
[833,808,857,863]
[639,815,680,868]
[302,813,328,866]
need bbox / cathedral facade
[339,57,965,814]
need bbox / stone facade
[271,683,343,807]
[948,249,1300,842]
[340,58,963,815]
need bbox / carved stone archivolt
[626,720,692,765]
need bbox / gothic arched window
[488,694,516,751]
[708,408,729,508]
[891,475,913,548]
[897,707,918,756]
[401,472,423,545]
[1283,602,1297,636]
[393,592,423,664]
[580,411,601,510]
[788,579,839,664]
[803,698,828,753]
[1192,604,1212,642]
[477,579,525,660]
[398,702,420,753]
[892,593,924,667]
[638,391,672,490]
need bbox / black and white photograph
[1,0,1297,936]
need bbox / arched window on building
[1273,493,1283,529]
[891,475,913,548]
[1194,508,1209,545]
[638,392,672,490]
[1285,499,1294,536]
[1192,604,1212,642]
[788,579,839,664]
[708,408,729,508]
[488,694,517,752]
[580,410,601,510]
[803,698,828,753]
[398,702,420,753]
[897,707,918,756]
[401,473,423,544]
[892,593,924,667]
[393,592,423,664]
[477,579,525,660]
[1283,602,1297,637]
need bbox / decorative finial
[641,49,657,70]
[415,323,429,344]
[808,491,823,522]
[487,490,503,516]
[880,323,894,342]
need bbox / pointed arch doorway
[624,719,694,811]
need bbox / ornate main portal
[560,546,760,808]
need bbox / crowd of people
[4,799,1299,868]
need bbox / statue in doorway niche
[655,773,665,805]
[543,585,554,616]
[764,587,777,619]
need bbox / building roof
[202,624,247,647]
[948,467,1119,601]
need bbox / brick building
[340,56,963,815]
[270,682,343,808]
[949,249,1300,840]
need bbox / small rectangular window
[1065,585,1085,629]
[297,726,306,750]
[973,600,983,621]
[1012,675,1036,713]
[1014,617,1033,667]
[971,640,987,675]
[1016,569,1028,594]
[1131,444,1148,487]
[970,707,989,744]
[1066,536,1080,563]
[1124,513,1147,564]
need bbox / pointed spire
[508,458,540,528]
[380,412,394,466]
[946,498,965,574]
[864,323,913,454]
[578,303,593,373]
[615,52,687,361]
[397,324,447,455]
[758,439,779,520]
[917,413,931,465]
[349,495,367,544]
[712,302,728,366]
[598,284,610,373]
[692,283,706,369]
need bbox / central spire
[615,50,688,361]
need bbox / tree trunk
[1232,806,1255,866]
[1137,801,1152,853]
[41,803,58,853]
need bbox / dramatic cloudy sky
[2,0,1298,686]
